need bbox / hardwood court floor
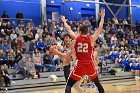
[6,79,140,93]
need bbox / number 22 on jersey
[77,43,88,53]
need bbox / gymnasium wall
[131,0,140,23]
[0,0,41,25]
[46,0,96,21]
[99,0,129,20]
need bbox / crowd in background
[0,10,140,81]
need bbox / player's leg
[63,64,70,82]
[73,78,84,93]
[91,76,105,93]
[65,77,77,93]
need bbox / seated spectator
[0,65,14,90]
[43,50,56,72]
[32,49,44,72]
[130,50,136,58]
[5,22,12,36]
[130,59,139,80]
[15,26,25,36]
[0,29,6,39]
[2,40,10,53]
[36,38,46,53]
[111,34,117,43]
[37,25,43,34]
[128,36,136,48]
[11,39,18,51]
[106,18,112,25]
[100,40,109,55]
[52,55,61,66]
[26,58,38,78]
[24,29,34,42]
[0,50,5,65]
[14,50,22,64]
[7,49,15,69]
[110,40,118,49]
[35,32,42,41]
[10,30,17,41]
[29,39,36,55]
[18,57,30,79]
[56,37,62,48]
[17,35,25,52]
[123,19,128,25]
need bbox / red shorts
[70,63,98,81]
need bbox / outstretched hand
[99,8,105,18]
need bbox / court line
[8,79,135,93]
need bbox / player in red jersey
[61,8,105,93]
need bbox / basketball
[49,45,61,55]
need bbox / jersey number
[77,43,88,53]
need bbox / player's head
[63,33,71,45]
[79,25,89,35]
[94,44,100,51]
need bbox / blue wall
[0,0,41,25]
[131,0,140,23]
[46,0,96,21]
[99,0,129,20]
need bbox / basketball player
[50,33,84,93]
[83,44,100,91]
[60,8,105,93]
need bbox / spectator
[32,49,44,72]
[52,54,61,66]
[16,10,23,19]
[14,50,22,63]
[24,29,34,42]
[90,16,96,29]
[0,29,6,39]
[43,50,56,72]
[18,57,30,79]
[6,22,12,35]
[26,58,38,78]
[29,39,36,55]
[2,40,10,53]
[0,50,5,65]
[7,49,15,68]
[123,19,128,25]
[111,34,117,43]
[106,18,112,25]
[1,11,9,22]
[11,39,18,51]
[37,25,43,34]
[35,32,41,41]
[36,38,46,53]
[101,40,109,55]
[10,30,17,41]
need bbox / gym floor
[3,78,140,93]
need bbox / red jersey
[74,36,93,65]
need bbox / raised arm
[60,16,76,39]
[90,8,105,44]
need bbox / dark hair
[79,25,89,35]
[63,33,71,39]
[94,44,100,48]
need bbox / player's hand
[60,16,67,23]
[51,48,59,55]
[99,8,105,18]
